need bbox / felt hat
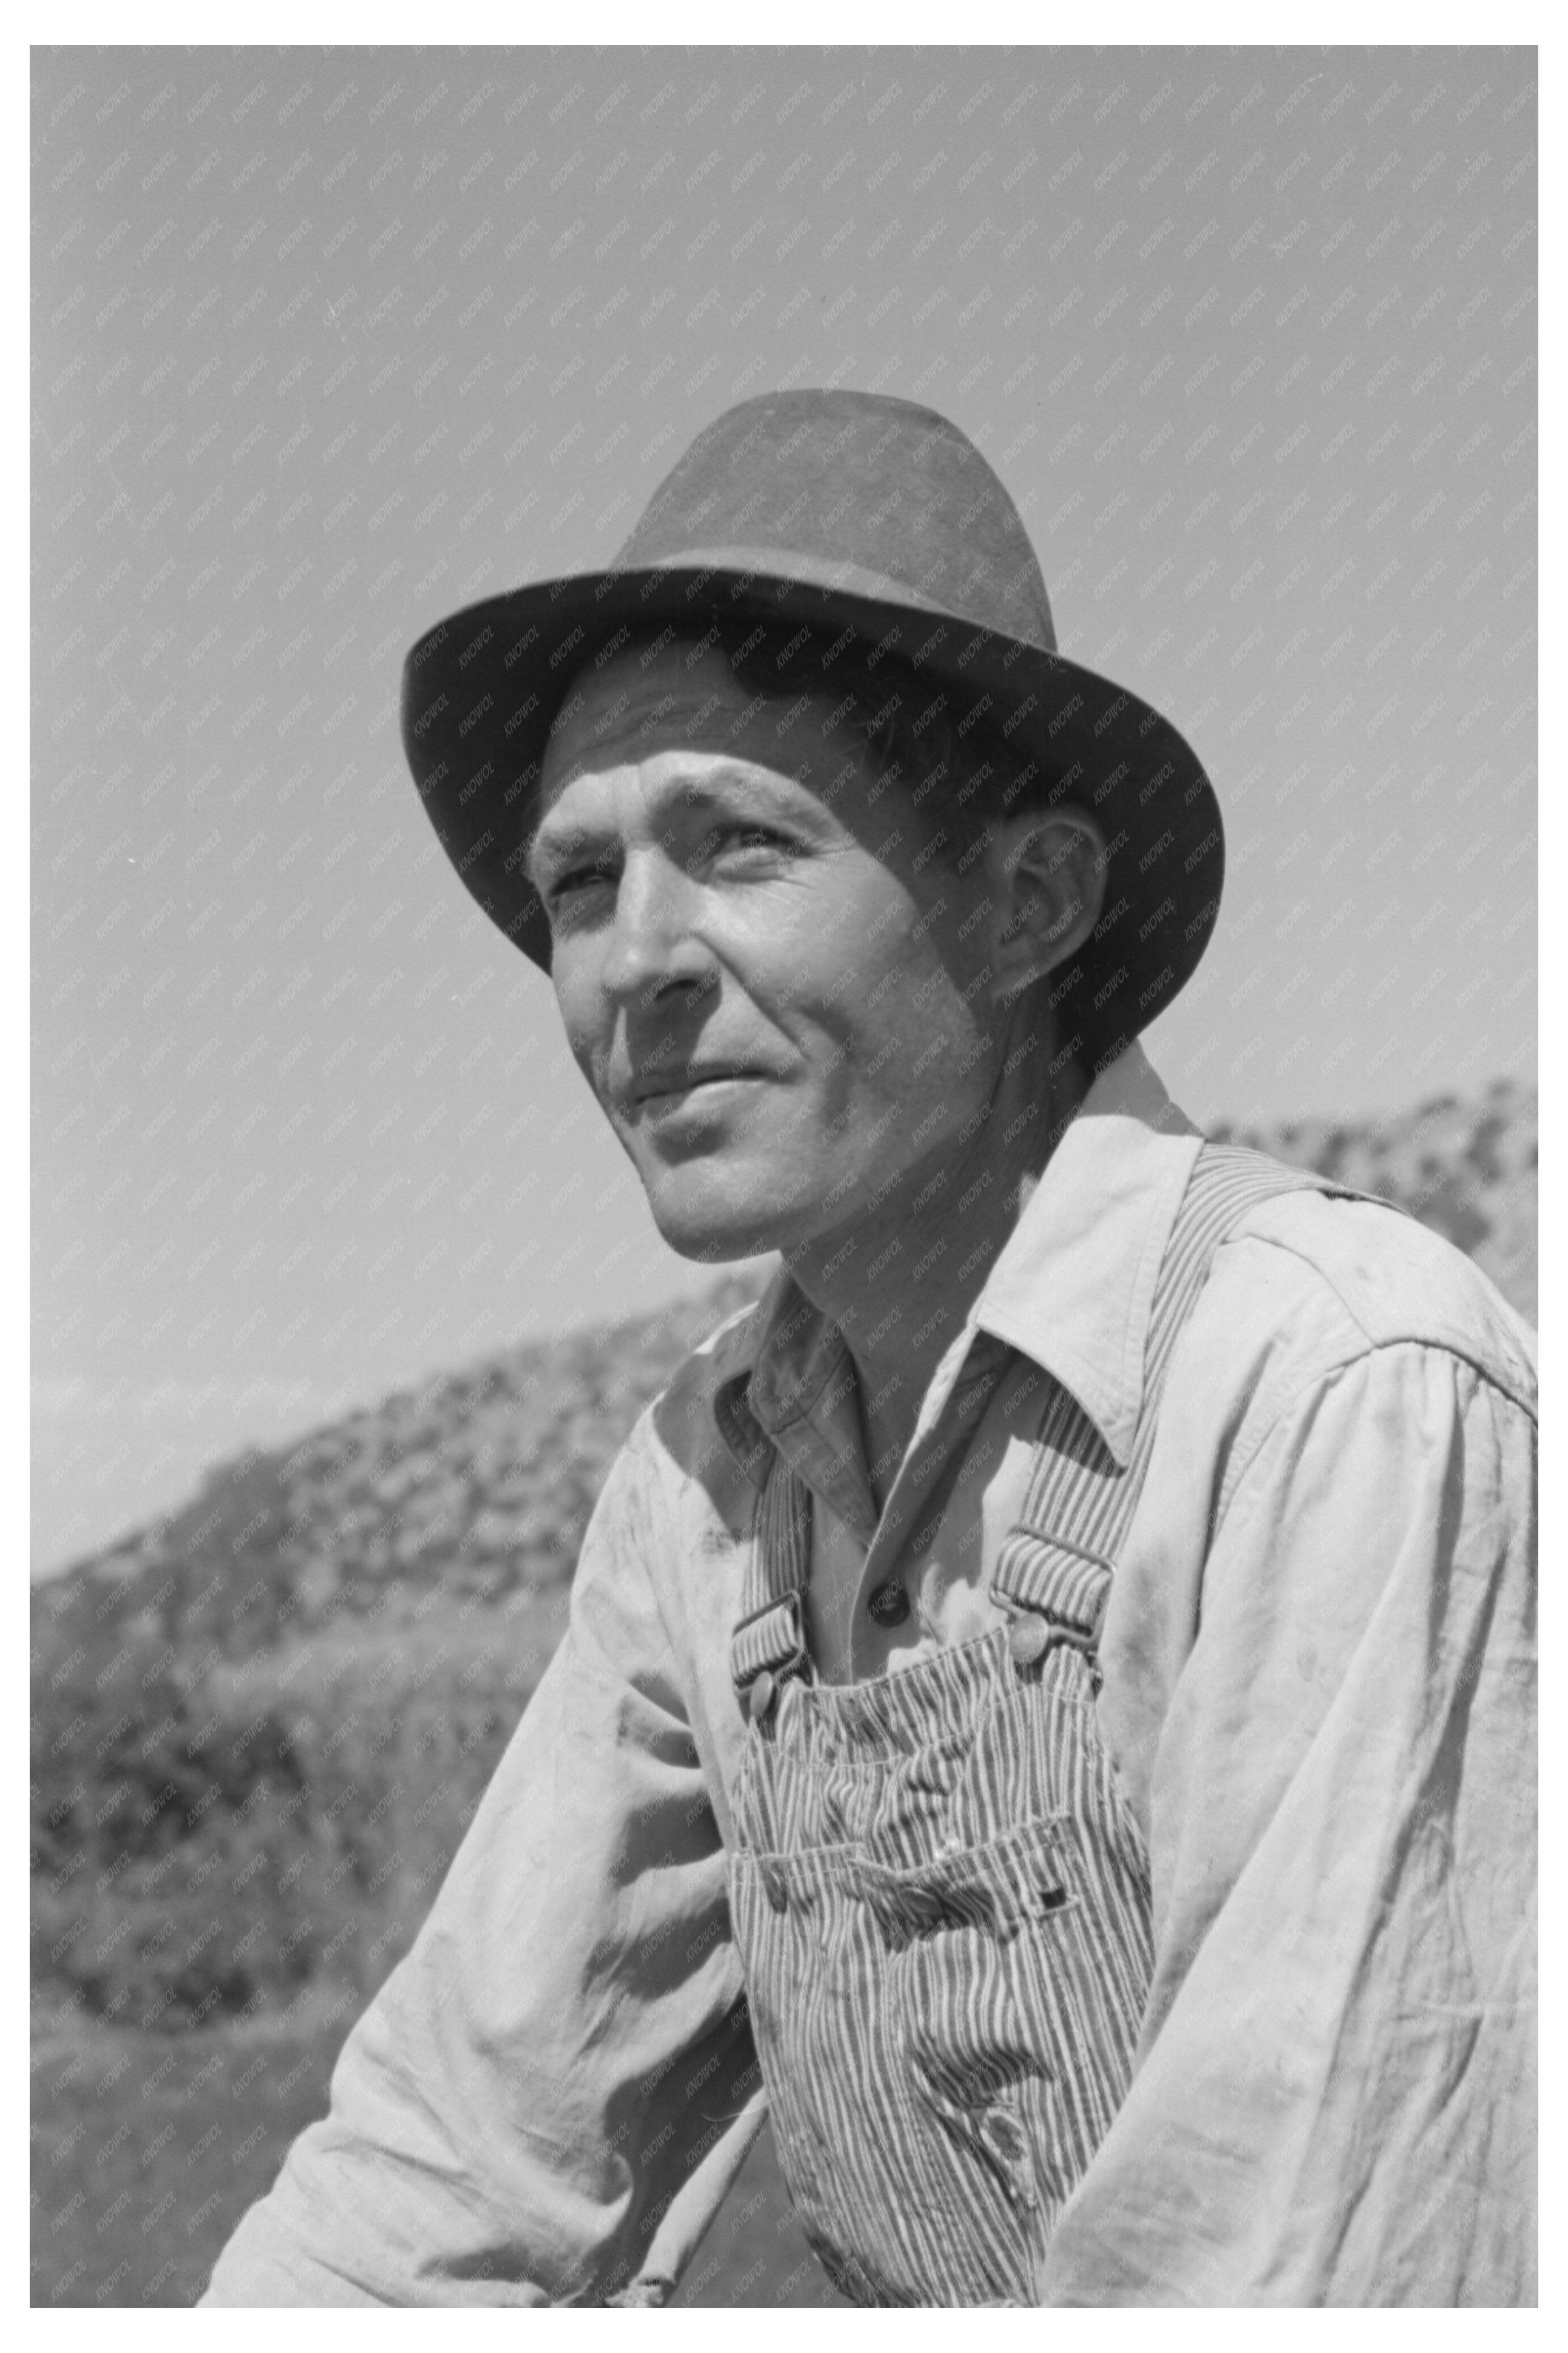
[400,389,1223,1065]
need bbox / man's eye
[699,824,796,862]
[678,818,786,875]
[548,862,614,903]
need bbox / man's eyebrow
[523,817,601,884]
[670,766,805,818]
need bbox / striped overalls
[726,1146,1342,2306]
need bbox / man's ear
[987,810,1108,1003]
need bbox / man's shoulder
[1204,1171,1536,1416]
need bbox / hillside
[32,1273,769,2032]
[32,1080,1536,2036]
[1210,1076,1536,1320]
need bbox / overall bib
[726,1146,1342,2306]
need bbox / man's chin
[639,1167,797,1267]
[648,1203,784,1267]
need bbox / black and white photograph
[31,30,1538,2309]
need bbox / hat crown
[614,390,1057,655]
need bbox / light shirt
[203,1043,1538,2306]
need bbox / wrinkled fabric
[203,1044,1537,2306]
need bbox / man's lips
[622,1063,772,1111]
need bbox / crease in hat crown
[398,383,1225,1067]
[604,390,1059,657]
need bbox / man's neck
[782,1017,1089,1508]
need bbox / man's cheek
[551,990,608,1086]
[561,1044,612,1126]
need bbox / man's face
[528,641,1002,1264]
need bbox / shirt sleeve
[1040,1342,1537,2307]
[200,1417,765,2306]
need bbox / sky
[32,43,1536,1575]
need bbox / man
[204,392,1536,2306]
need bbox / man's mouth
[628,1063,766,1109]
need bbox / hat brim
[400,561,1223,1067]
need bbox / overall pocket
[866,1809,1149,2248]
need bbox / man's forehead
[542,638,762,784]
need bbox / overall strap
[729,1450,813,1698]
[990,1143,1358,1661]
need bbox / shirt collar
[967,1040,1202,1465]
[712,1040,1203,1480]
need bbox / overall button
[748,1669,776,1722]
[867,1577,910,1627]
[760,1859,789,1915]
[1007,1613,1051,1667]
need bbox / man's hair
[714,615,1048,870]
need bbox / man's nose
[599,848,716,1005]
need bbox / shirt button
[748,1670,776,1722]
[867,1578,911,1627]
